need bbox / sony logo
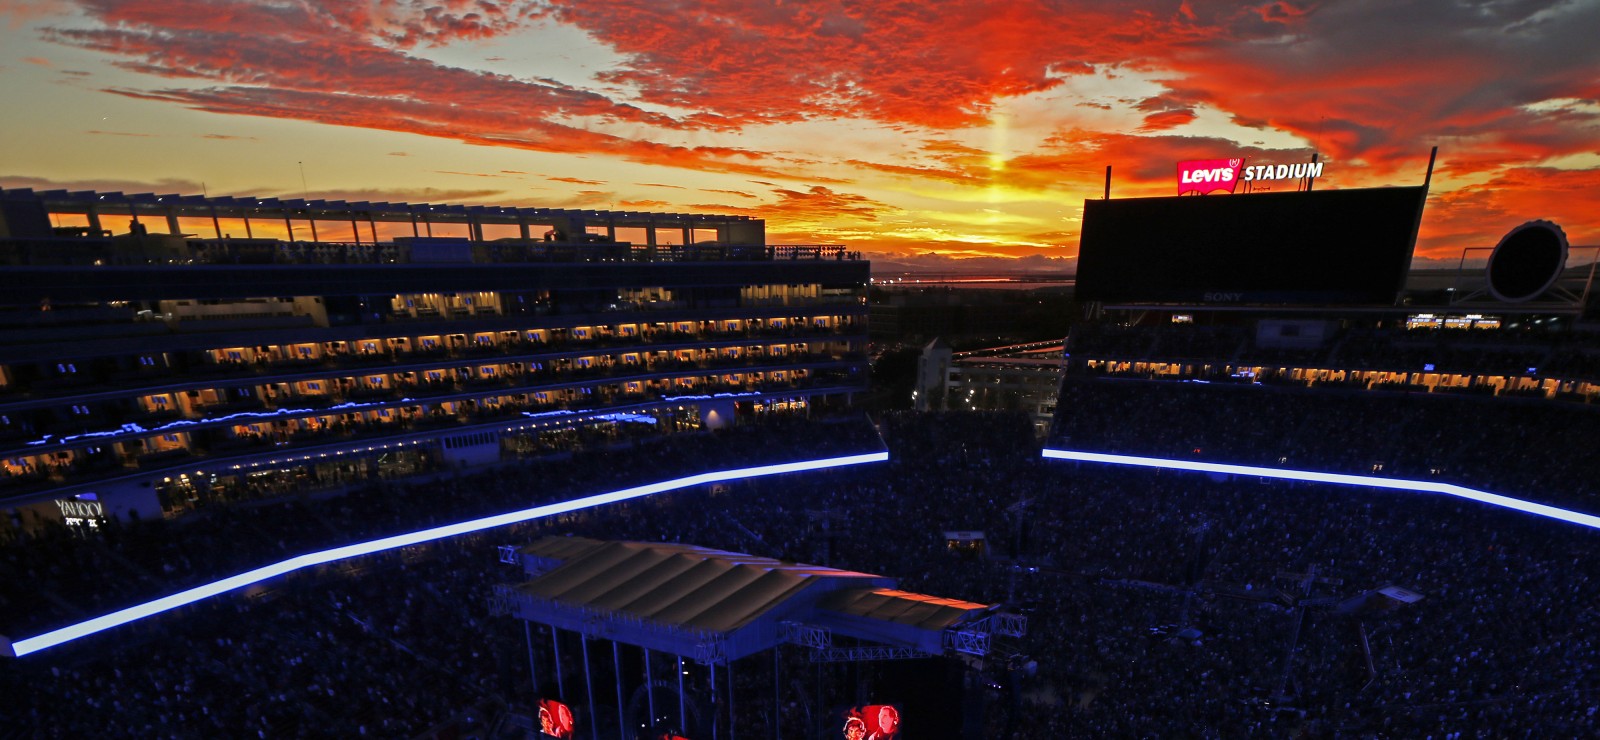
[1204,292,1244,301]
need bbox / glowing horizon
[2,1,1598,272]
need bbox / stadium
[3,156,1600,739]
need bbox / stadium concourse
[0,404,1598,737]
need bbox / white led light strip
[1041,448,1600,530]
[6,451,890,658]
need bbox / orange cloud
[549,0,1218,129]
[20,0,1600,263]
[0,175,505,205]
[1420,167,1600,257]
[1139,109,1198,131]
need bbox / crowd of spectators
[1068,320,1600,392]
[4,407,1600,738]
[0,415,883,639]
[1050,376,1600,511]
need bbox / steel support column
[552,626,564,698]
[582,635,598,740]
[645,648,656,730]
[772,649,780,740]
[524,621,538,693]
[613,641,625,738]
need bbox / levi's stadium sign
[1177,159,1243,195]
[1177,158,1324,194]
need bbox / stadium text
[1243,162,1324,182]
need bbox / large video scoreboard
[1075,186,1427,305]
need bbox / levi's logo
[1177,159,1244,195]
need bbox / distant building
[920,340,1064,436]
[869,285,1071,344]
[913,337,953,412]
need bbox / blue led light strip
[6,451,889,658]
[1041,448,1600,531]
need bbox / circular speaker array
[1486,220,1568,303]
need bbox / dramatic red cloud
[105,84,820,181]
[1139,109,1198,132]
[700,188,758,199]
[1422,167,1600,257]
[43,0,825,181]
[548,0,1220,128]
[18,0,1600,261]
[1156,3,1600,174]
[0,174,505,205]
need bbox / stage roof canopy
[497,537,1020,664]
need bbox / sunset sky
[2,0,1597,272]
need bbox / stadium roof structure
[0,186,757,225]
[494,537,1024,664]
